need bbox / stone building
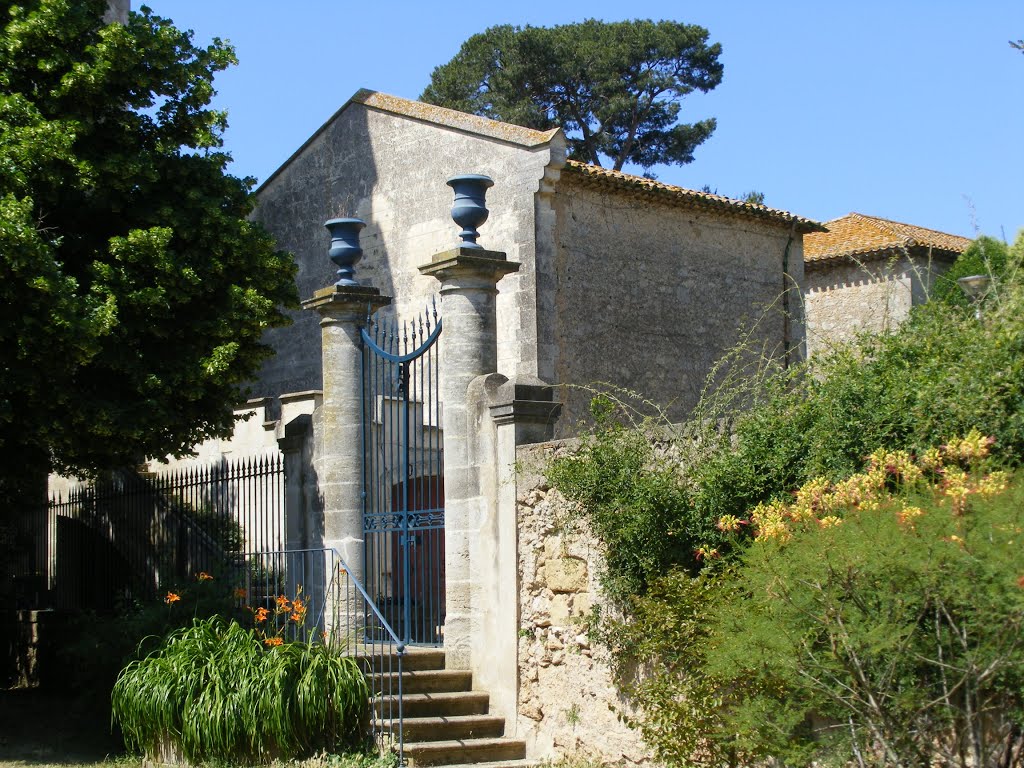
[252,89,821,434]
[803,212,971,356]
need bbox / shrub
[112,616,369,764]
[591,567,741,768]
[547,398,699,599]
[707,441,1024,767]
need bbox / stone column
[420,247,519,668]
[301,285,390,586]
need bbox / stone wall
[543,178,806,435]
[514,440,650,763]
[803,250,952,357]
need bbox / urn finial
[447,174,494,249]
[324,218,365,286]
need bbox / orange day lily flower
[263,636,284,647]
[165,592,181,604]
[196,572,213,581]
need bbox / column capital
[418,247,520,285]
[301,284,391,319]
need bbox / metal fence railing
[234,548,406,761]
[42,454,284,611]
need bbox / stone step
[379,714,505,742]
[375,691,490,718]
[358,647,446,673]
[404,737,527,766]
[375,669,473,695]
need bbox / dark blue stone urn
[447,174,494,249]
[324,218,365,286]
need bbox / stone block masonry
[514,440,651,764]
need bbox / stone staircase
[369,648,527,767]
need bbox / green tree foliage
[931,234,1016,306]
[421,19,723,172]
[0,1,297,485]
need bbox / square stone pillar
[301,285,390,586]
[471,376,561,727]
[420,247,519,669]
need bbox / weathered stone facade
[545,171,806,432]
[804,253,931,356]
[514,441,650,763]
[252,90,560,398]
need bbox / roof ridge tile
[563,160,823,232]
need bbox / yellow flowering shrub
[703,434,1024,767]
[751,430,1007,542]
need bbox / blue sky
[152,1,1023,240]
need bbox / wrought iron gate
[361,302,444,645]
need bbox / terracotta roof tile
[562,160,824,233]
[805,213,972,263]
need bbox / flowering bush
[749,429,1008,543]
[590,437,1024,767]
[112,615,369,763]
[706,441,1024,767]
[245,588,309,646]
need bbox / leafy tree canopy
[421,19,723,172]
[932,234,1020,307]
[0,0,298,484]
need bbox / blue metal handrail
[236,548,406,763]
